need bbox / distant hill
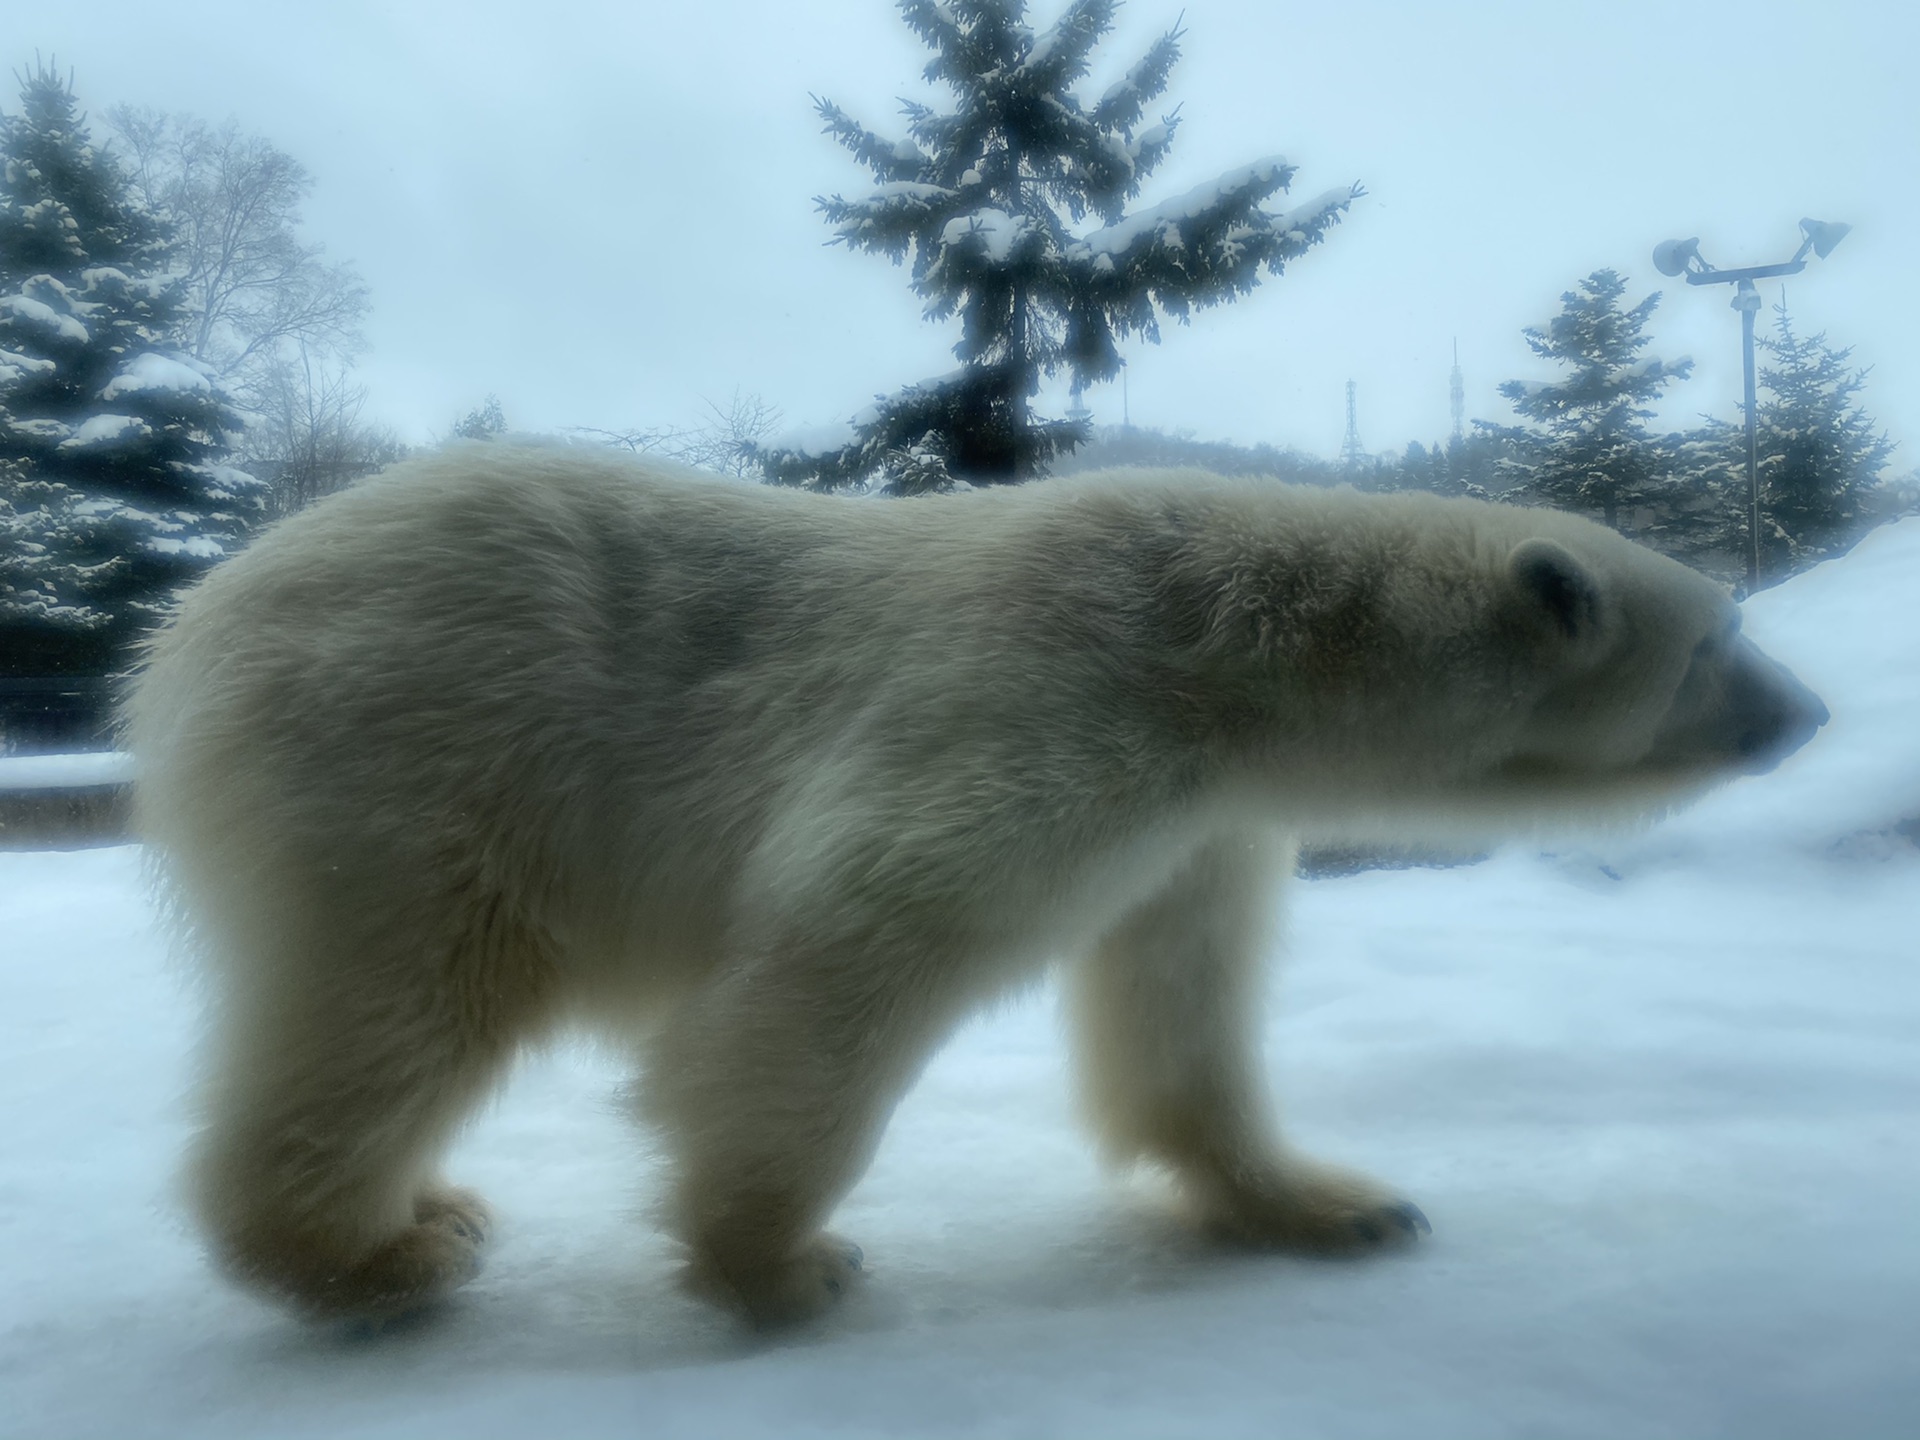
[1047,426,1345,486]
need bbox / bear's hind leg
[189,900,550,1320]
[1069,831,1429,1253]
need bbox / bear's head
[1138,482,1829,835]
[1482,529,1828,816]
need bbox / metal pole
[1734,279,1762,590]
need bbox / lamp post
[1652,219,1850,592]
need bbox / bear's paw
[1198,1158,1430,1255]
[691,1231,867,1328]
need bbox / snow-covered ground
[4,523,1917,1439]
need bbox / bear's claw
[1386,1201,1431,1238]
[1350,1200,1430,1245]
[820,1240,863,1296]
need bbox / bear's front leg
[643,927,974,1325]
[1069,831,1429,1254]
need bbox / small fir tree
[1671,302,1896,585]
[451,393,507,441]
[760,0,1357,493]
[1485,269,1693,535]
[1750,300,1893,571]
[0,63,262,680]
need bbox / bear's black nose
[1729,651,1827,773]
[1778,665,1829,747]
[1763,685,1826,767]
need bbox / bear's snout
[1730,642,1828,774]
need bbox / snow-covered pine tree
[0,63,263,684]
[1748,300,1893,572]
[1484,269,1694,539]
[759,0,1358,494]
[1665,301,1895,586]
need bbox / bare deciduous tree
[107,107,392,507]
[249,344,405,515]
[574,390,782,479]
[109,108,367,381]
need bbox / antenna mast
[1339,379,1367,468]
[1449,339,1465,443]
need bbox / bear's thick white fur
[126,444,1826,1323]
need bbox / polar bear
[126,444,1826,1325]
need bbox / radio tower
[1449,338,1465,443]
[1339,379,1366,468]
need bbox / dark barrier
[0,676,118,752]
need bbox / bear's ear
[1508,538,1603,643]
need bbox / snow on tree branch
[1091,24,1182,131]
[773,0,1358,491]
[2,64,265,678]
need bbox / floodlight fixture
[1796,218,1851,261]
[1652,236,1703,278]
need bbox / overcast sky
[8,0,1914,462]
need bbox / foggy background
[9,0,1911,459]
